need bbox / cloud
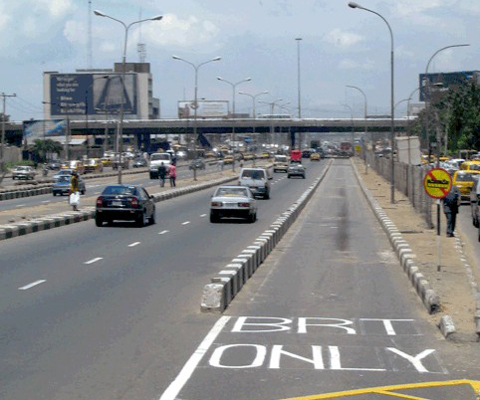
[339,58,375,71]
[392,0,456,26]
[140,13,220,48]
[34,0,74,18]
[324,28,363,48]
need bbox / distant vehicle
[310,153,320,161]
[133,158,148,168]
[47,160,62,170]
[453,171,480,201]
[62,160,85,175]
[95,185,156,227]
[84,158,103,173]
[301,149,313,158]
[340,142,353,156]
[258,113,291,119]
[290,150,302,163]
[238,168,271,199]
[53,169,73,180]
[12,166,36,180]
[100,157,113,167]
[470,176,480,233]
[223,155,235,165]
[189,159,206,170]
[52,175,86,196]
[287,162,306,179]
[149,153,172,179]
[210,186,257,223]
[460,161,480,173]
[273,155,289,173]
[310,140,321,150]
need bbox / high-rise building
[418,70,480,101]
[43,62,160,121]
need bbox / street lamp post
[423,44,470,168]
[348,1,396,204]
[217,77,252,171]
[346,85,367,158]
[1,93,16,174]
[173,55,222,180]
[94,10,163,184]
[342,104,355,150]
[295,38,303,151]
[259,98,284,149]
[239,90,268,158]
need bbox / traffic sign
[423,168,453,199]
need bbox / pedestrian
[158,162,167,187]
[69,172,80,211]
[168,163,176,187]
[443,186,461,237]
[217,159,224,172]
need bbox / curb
[453,236,480,339]
[0,175,240,242]
[200,160,333,313]
[350,159,442,317]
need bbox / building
[419,70,480,101]
[43,62,160,121]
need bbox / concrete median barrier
[201,161,333,314]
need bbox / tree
[31,139,63,162]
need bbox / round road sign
[423,168,453,199]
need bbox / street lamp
[217,77,252,171]
[239,90,268,155]
[423,44,470,167]
[342,104,355,150]
[295,38,303,151]
[348,1,396,204]
[94,10,163,184]
[346,85,368,157]
[173,55,222,180]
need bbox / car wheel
[302,175,306,179]
[287,175,291,179]
[136,211,146,227]
[149,208,156,225]
[473,215,479,228]
[248,212,256,223]
[53,192,56,196]
[149,173,154,179]
[264,192,270,200]
[81,189,86,195]
[95,217,103,227]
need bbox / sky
[0,0,479,122]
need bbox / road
[0,161,235,213]
[0,160,326,400]
[458,203,480,274]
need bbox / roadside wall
[4,147,21,163]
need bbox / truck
[340,142,353,157]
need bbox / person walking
[158,162,167,187]
[443,186,461,237]
[69,172,80,211]
[168,163,176,187]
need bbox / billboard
[49,73,137,116]
[178,100,229,119]
[23,119,66,141]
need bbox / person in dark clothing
[443,186,461,237]
[158,162,167,187]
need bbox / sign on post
[423,168,452,199]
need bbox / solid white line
[128,242,141,247]
[19,280,46,290]
[84,257,103,265]
[159,230,169,235]
[182,221,190,225]
[159,316,231,400]
[200,214,207,217]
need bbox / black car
[189,159,206,170]
[95,185,156,227]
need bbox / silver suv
[12,166,36,180]
[238,168,271,199]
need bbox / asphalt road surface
[0,161,240,213]
[0,160,327,400]
[458,203,480,273]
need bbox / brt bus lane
[159,159,480,400]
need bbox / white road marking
[15,204,25,208]
[159,316,231,400]
[159,230,169,235]
[182,221,190,225]
[84,257,103,265]
[128,242,141,247]
[41,200,51,203]
[94,192,100,195]
[329,226,339,229]
[19,280,46,290]
[200,214,207,217]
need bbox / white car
[210,186,257,223]
[12,166,36,180]
[149,153,172,179]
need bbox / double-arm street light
[94,10,163,184]
[346,85,367,157]
[239,90,268,156]
[217,77,252,171]
[173,55,222,180]
[259,98,284,148]
[424,44,470,167]
[348,1,395,203]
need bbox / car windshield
[241,169,265,179]
[468,163,480,171]
[16,166,29,171]
[56,176,71,183]
[151,154,170,161]
[456,173,474,182]
[275,156,287,162]
[102,186,137,196]
[215,187,249,197]
[86,160,97,165]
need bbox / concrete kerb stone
[229,260,249,284]
[236,253,255,278]
[212,270,239,298]
[439,315,456,338]
[350,158,443,319]
[201,159,334,313]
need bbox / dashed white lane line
[15,204,25,208]
[159,230,169,235]
[41,200,51,203]
[128,242,141,247]
[159,316,231,400]
[94,192,100,195]
[19,280,46,291]
[84,257,103,265]
[200,214,207,218]
[182,221,190,226]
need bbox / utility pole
[1,92,16,172]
